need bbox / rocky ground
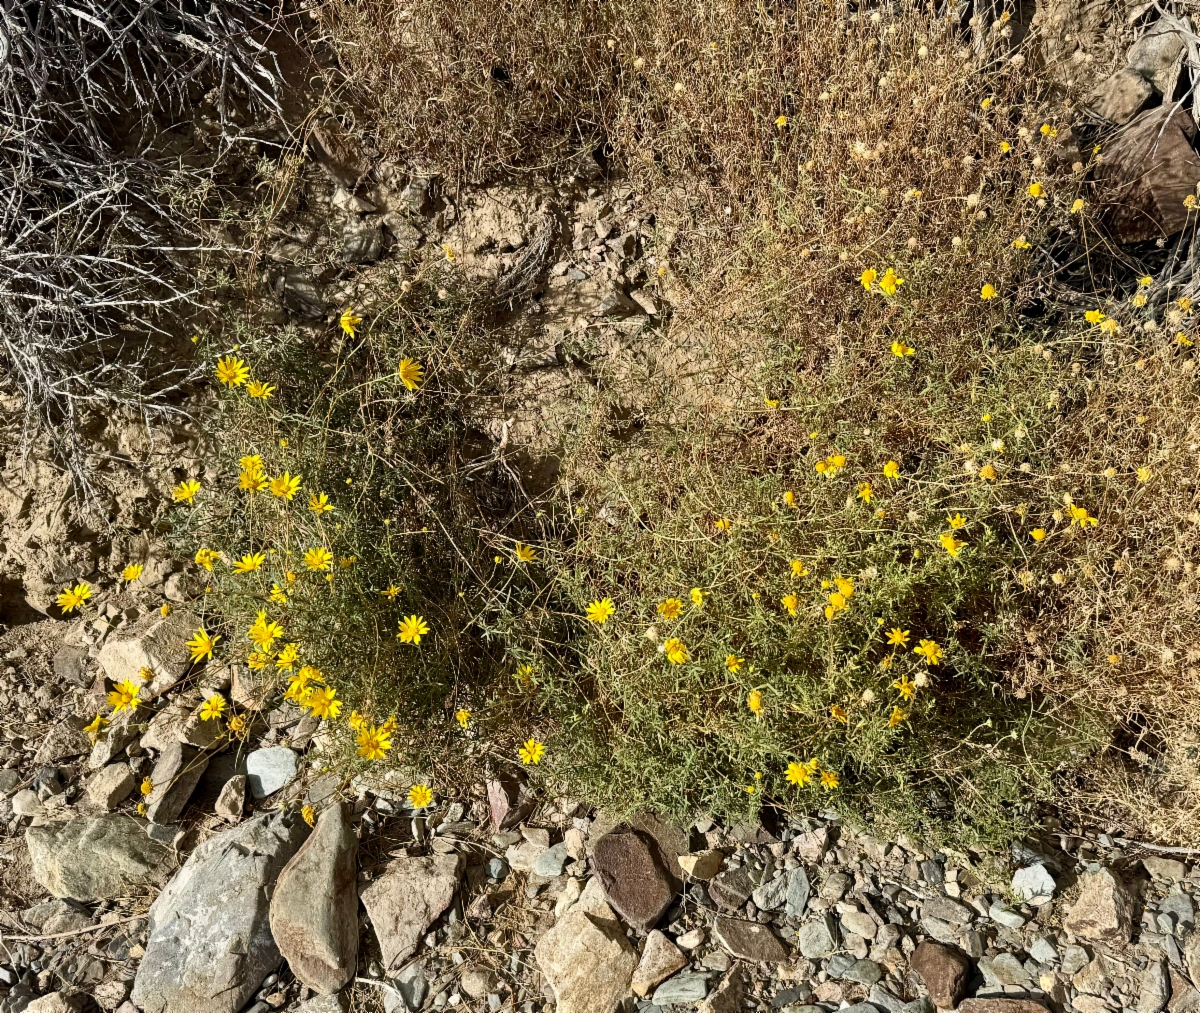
[1,583,1200,1013]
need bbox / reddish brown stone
[957,1000,1048,1013]
[911,940,971,1009]
[593,828,675,931]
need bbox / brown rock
[359,854,462,970]
[1099,107,1200,244]
[593,828,675,931]
[911,940,971,1008]
[1064,867,1136,943]
[34,716,92,763]
[958,1000,1048,1013]
[1086,68,1154,126]
[145,742,209,825]
[700,969,746,1013]
[486,778,533,832]
[711,915,788,963]
[269,803,358,993]
[632,929,687,997]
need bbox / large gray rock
[534,879,636,1013]
[1011,864,1056,906]
[34,717,92,764]
[712,916,787,963]
[26,815,173,901]
[98,610,195,694]
[1087,68,1154,126]
[1139,959,1170,1013]
[1065,868,1135,943]
[131,811,309,1013]
[785,867,811,917]
[360,854,462,971]
[1128,25,1187,96]
[796,914,838,958]
[269,803,358,994]
[145,743,209,825]
[246,747,297,799]
[86,764,137,810]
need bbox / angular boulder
[593,827,675,931]
[131,812,309,1013]
[632,929,687,997]
[910,940,970,1008]
[269,803,358,994]
[98,610,196,695]
[359,854,462,971]
[26,815,173,902]
[1064,867,1135,943]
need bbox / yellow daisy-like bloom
[1136,466,1152,483]
[663,637,689,664]
[107,679,141,713]
[397,614,430,645]
[820,769,840,790]
[775,114,788,128]
[57,581,92,613]
[232,552,266,574]
[275,642,301,671]
[83,713,108,742]
[247,380,275,399]
[690,587,705,608]
[199,695,226,721]
[790,559,808,578]
[308,492,334,514]
[1099,317,1119,335]
[442,244,456,263]
[1071,198,1086,213]
[187,629,219,663]
[381,584,401,600]
[913,639,943,665]
[891,340,915,357]
[1108,653,1122,666]
[978,464,998,481]
[980,283,998,300]
[940,532,964,557]
[456,708,471,729]
[348,710,367,732]
[519,738,546,764]
[269,584,288,605]
[301,804,316,827]
[1027,182,1044,198]
[830,704,848,724]
[160,603,172,616]
[783,490,797,509]
[1040,123,1057,137]
[1000,141,1012,153]
[747,690,763,715]
[883,460,900,479]
[247,651,271,670]
[785,759,818,787]
[835,575,855,598]
[306,685,342,721]
[857,482,873,504]
[239,466,268,493]
[356,724,393,761]
[878,268,904,296]
[657,598,684,620]
[1012,236,1032,250]
[860,268,878,291]
[781,593,799,617]
[215,355,250,387]
[122,562,144,582]
[888,706,907,728]
[948,513,967,530]
[340,308,362,338]
[398,358,425,391]
[893,675,916,701]
[1085,309,1106,325]
[513,542,537,563]
[248,611,285,650]
[304,547,334,571]
[886,627,910,647]
[714,517,732,531]
[194,547,219,571]
[228,713,249,738]
[141,777,154,796]
[269,472,302,500]
[764,398,779,409]
[1068,503,1098,528]
[1031,528,1047,541]
[586,598,615,625]
[726,654,744,673]
[173,479,202,503]
[408,784,434,809]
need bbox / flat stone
[700,969,746,1013]
[94,980,132,1011]
[1086,68,1154,126]
[1128,24,1187,95]
[785,867,811,918]
[792,828,828,863]
[842,910,878,940]
[0,768,19,794]
[593,828,675,932]
[87,709,142,770]
[752,873,790,912]
[534,879,637,1013]
[819,872,851,901]
[459,964,495,1000]
[712,915,788,963]
[270,802,358,994]
[957,1001,1047,1013]
[26,814,173,901]
[796,914,838,958]
[709,866,756,910]
[26,994,84,1013]
[679,850,723,881]
[34,716,92,763]
[505,839,545,872]
[1169,968,1200,1013]
[912,936,969,1008]
[146,742,208,824]
[86,763,136,810]
[923,895,973,924]
[632,930,687,997]
[652,973,710,1005]
[1064,868,1135,944]
[842,959,882,987]
[53,644,90,686]
[533,842,570,878]
[214,775,245,822]
[1011,865,1056,906]
[1061,945,1090,977]
[871,984,907,1012]
[989,901,1027,929]
[1144,858,1188,883]
[1162,892,1195,929]
[98,610,195,694]
[980,953,1032,987]
[676,927,705,950]
[360,853,462,970]
[1073,999,1113,1013]
[1074,956,1112,995]
[245,747,297,799]
[131,811,309,1013]
[1139,959,1170,1013]
[13,789,43,816]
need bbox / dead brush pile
[294,0,1200,843]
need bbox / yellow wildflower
[269,472,302,500]
[886,627,910,647]
[187,629,219,663]
[306,685,342,721]
[308,492,333,514]
[408,784,434,809]
[790,559,808,578]
[726,654,745,673]
[830,704,848,725]
[1031,528,1046,541]
[195,547,219,571]
[820,769,840,789]
[83,713,108,743]
[56,582,92,613]
[215,356,250,387]
[747,690,763,715]
[199,695,226,721]
[356,724,393,761]
[122,562,144,582]
[714,517,732,531]
[247,380,275,399]
[456,709,471,729]
[586,598,616,624]
[304,547,334,571]
[913,638,943,665]
[892,675,916,701]
[269,584,288,605]
[519,738,546,764]
[232,552,266,574]
[883,460,900,479]
[107,680,140,713]
[1068,503,1098,528]
[1027,182,1044,198]
[979,464,998,481]
[274,642,301,671]
[141,777,154,796]
[857,482,873,504]
[1136,466,1151,483]
[173,479,201,503]
[1012,236,1032,250]
[663,638,689,664]
[381,584,401,600]
[891,340,915,357]
[339,308,362,337]
[513,543,537,563]
[301,805,316,827]
[397,615,430,645]
[398,358,424,391]
[940,532,964,557]
[980,283,998,300]
[781,593,799,617]
[878,268,904,296]
[888,706,907,728]
[783,490,797,509]
[786,760,817,787]
[860,268,878,291]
